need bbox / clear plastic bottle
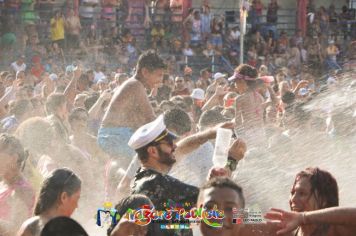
[213,128,233,167]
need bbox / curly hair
[292,167,339,209]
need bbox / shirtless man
[98,50,166,169]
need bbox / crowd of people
[1,0,355,74]
[0,0,356,236]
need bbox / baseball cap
[191,88,205,100]
[213,72,227,80]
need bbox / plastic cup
[213,128,233,168]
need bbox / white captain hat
[128,115,177,150]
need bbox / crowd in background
[0,0,356,236]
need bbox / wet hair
[34,168,81,215]
[83,93,99,111]
[234,64,259,89]
[15,117,53,156]
[45,93,66,115]
[199,177,245,208]
[0,133,28,171]
[164,108,191,136]
[41,216,88,236]
[136,50,166,77]
[281,91,295,105]
[198,109,227,130]
[68,107,88,124]
[235,64,258,78]
[159,100,175,111]
[107,194,153,236]
[174,101,189,112]
[182,96,193,108]
[9,99,32,119]
[170,95,184,103]
[292,167,338,209]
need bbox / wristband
[225,157,238,172]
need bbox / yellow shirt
[50,17,65,41]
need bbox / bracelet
[225,157,238,172]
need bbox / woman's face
[234,79,247,94]
[0,152,17,177]
[62,189,81,217]
[289,177,319,212]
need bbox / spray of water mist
[232,71,356,214]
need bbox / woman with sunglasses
[265,167,356,235]
[0,133,35,235]
[17,168,81,236]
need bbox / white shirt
[11,61,26,72]
[230,30,240,40]
[183,48,194,56]
[94,71,106,84]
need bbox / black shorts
[53,39,65,49]
[66,34,80,48]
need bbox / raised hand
[264,208,303,235]
[228,138,247,162]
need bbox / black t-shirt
[132,168,199,236]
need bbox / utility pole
[240,0,249,64]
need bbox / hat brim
[228,75,237,82]
[167,131,178,140]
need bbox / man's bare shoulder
[119,77,144,92]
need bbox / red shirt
[31,64,45,80]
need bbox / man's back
[101,77,155,130]
[132,168,199,209]
[132,168,198,236]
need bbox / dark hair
[164,108,191,136]
[198,110,227,130]
[136,129,174,163]
[199,177,245,208]
[136,145,150,163]
[235,64,258,79]
[34,168,81,215]
[281,91,295,104]
[0,133,28,171]
[45,93,66,115]
[234,64,259,89]
[41,216,88,236]
[292,167,338,209]
[9,99,32,119]
[83,93,99,111]
[200,68,211,76]
[107,194,153,236]
[68,107,88,124]
[136,50,166,77]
